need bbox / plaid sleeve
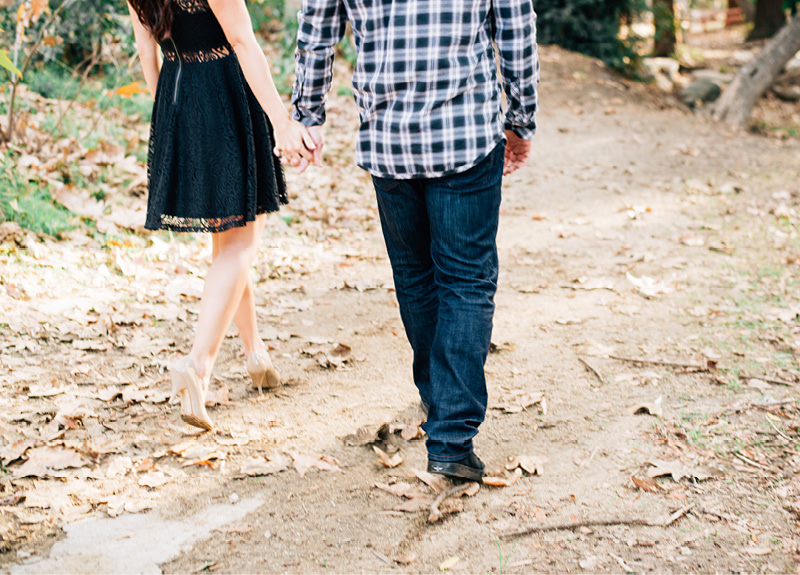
[492,0,539,139]
[291,0,347,127]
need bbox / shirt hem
[359,134,506,181]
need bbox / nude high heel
[170,357,213,431]
[247,351,281,394]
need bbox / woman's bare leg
[211,229,267,357]
[188,215,266,381]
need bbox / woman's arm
[207,0,315,163]
[127,2,161,98]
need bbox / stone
[680,79,723,108]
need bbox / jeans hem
[427,451,473,462]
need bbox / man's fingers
[296,145,314,162]
[296,157,310,175]
[313,145,323,167]
[301,131,317,150]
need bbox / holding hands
[273,119,319,170]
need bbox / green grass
[24,63,153,120]
[0,151,75,238]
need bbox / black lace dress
[145,0,287,233]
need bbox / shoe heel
[171,358,213,431]
[247,352,281,394]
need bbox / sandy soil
[2,46,800,573]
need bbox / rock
[773,84,800,102]
[642,57,681,92]
[692,70,735,85]
[786,54,800,74]
[680,79,723,108]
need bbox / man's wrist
[293,107,327,127]
[504,121,536,140]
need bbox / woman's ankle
[187,352,213,381]
[242,337,267,357]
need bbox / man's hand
[296,125,325,175]
[503,129,532,176]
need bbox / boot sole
[427,460,484,482]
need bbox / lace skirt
[145,54,287,234]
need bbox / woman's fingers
[301,129,317,151]
[296,144,314,162]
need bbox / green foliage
[0,151,74,238]
[255,0,357,95]
[247,0,286,33]
[534,0,647,72]
[0,49,22,79]
[1,0,134,70]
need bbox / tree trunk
[653,0,678,56]
[714,13,800,126]
[748,0,787,40]
[731,0,757,23]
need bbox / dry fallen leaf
[291,452,341,477]
[241,453,292,477]
[105,456,133,478]
[580,339,615,358]
[679,235,705,247]
[505,454,546,475]
[205,385,233,407]
[411,469,452,495]
[0,440,31,466]
[631,475,661,493]
[626,272,675,298]
[647,459,721,482]
[138,472,172,489]
[13,446,89,478]
[374,482,421,498]
[373,446,403,468]
[392,552,418,565]
[389,421,425,441]
[482,468,523,487]
[492,392,545,414]
[439,556,460,571]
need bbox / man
[293,0,539,481]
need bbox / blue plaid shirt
[291,0,539,179]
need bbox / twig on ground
[663,503,696,526]
[609,552,634,573]
[428,482,475,523]
[578,357,606,385]
[501,503,696,539]
[733,452,773,472]
[739,374,795,387]
[579,447,599,468]
[608,356,708,371]
[766,416,793,442]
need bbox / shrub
[534,0,647,72]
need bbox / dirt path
[3,47,800,573]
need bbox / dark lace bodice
[145,0,287,234]
[160,0,233,63]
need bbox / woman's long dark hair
[129,0,173,42]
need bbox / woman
[128,0,315,430]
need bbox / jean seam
[428,451,472,462]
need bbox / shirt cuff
[504,118,537,140]
[293,106,326,127]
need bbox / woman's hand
[273,119,317,168]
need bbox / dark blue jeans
[372,142,504,462]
